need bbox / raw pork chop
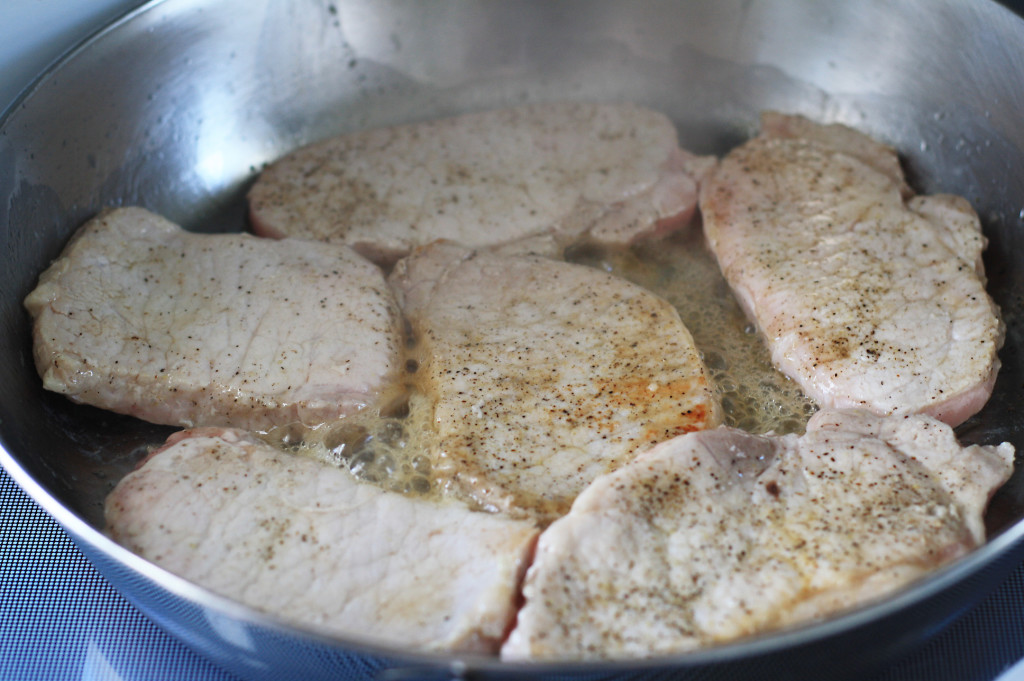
[502,409,1014,660]
[25,207,403,430]
[389,241,721,523]
[700,112,1003,426]
[248,102,715,265]
[105,427,538,653]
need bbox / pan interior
[2,0,1024,671]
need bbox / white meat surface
[24,207,403,430]
[248,102,714,264]
[389,241,721,523]
[502,409,1014,660]
[105,427,539,653]
[700,112,1003,426]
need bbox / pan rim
[4,0,1024,673]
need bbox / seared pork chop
[700,113,1003,426]
[502,410,1013,660]
[25,207,403,430]
[105,427,538,653]
[248,102,714,265]
[389,241,721,523]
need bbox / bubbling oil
[571,226,818,436]
[263,392,439,497]
[263,226,818,499]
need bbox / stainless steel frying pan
[4,1,1024,679]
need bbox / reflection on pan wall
[0,0,147,116]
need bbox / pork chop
[389,241,721,523]
[248,102,714,265]
[105,427,539,653]
[24,207,404,430]
[700,112,1003,426]
[502,409,1014,660]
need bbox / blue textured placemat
[0,468,239,681]
[3,463,1024,681]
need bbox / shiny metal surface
[3,0,1024,679]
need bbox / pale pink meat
[105,427,539,653]
[24,207,404,430]
[700,112,1003,426]
[248,102,714,265]
[389,241,721,523]
[502,410,1013,660]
